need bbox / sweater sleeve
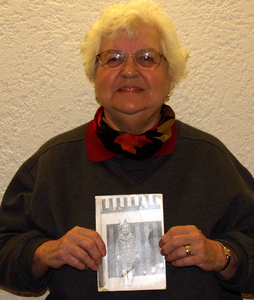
[214,167,254,293]
[0,164,51,293]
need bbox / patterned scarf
[95,105,176,160]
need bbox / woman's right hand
[32,226,106,279]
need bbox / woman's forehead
[100,27,162,53]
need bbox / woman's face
[94,26,172,132]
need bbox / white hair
[81,0,188,87]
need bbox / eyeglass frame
[96,48,165,71]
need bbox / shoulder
[176,120,228,151]
[175,120,251,178]
[42,123,88,148]
[24,123,89,170]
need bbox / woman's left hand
[159,225,228,272]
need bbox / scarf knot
[95,105,176,160]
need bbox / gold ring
[185,245,191,256]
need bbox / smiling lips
[117,86,144,92]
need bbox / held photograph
[95,194,166,292]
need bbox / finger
[62,228,104,267]
[64,252,89,271]
[164,244,201,269]
[68,253,97,271]
[63,242,101,271]
[170,243,212,269]
[72,248,100,271]
[160,225,204,257]
[79,237,104,265]
[160,233,193,256]
[165,241,219,272]
[75,227,106,256]
[164,244,195,263]
[160,225,198,247]
[171,255,200,268]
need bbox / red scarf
[94,105,177,160]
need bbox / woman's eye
[110,57,120,62]
[107,55,123,64]
[143,56,153,61]
[137,54,154,64]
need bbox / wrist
[32,242,51,279]
[218,242,231,272]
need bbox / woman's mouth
[118,86,144,92]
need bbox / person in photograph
[0,0,254,299]
[115,221,139,286]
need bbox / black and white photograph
[96,194,166,292]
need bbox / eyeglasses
[96,49,164,71]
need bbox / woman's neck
[104,109,162,135]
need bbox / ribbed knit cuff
[215,239,248,288]
[19,235,52,292]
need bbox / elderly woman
[0,0,254,299]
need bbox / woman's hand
[32,226,106,279]
[159,225,238,278]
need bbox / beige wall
[0,0,253,299]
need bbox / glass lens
[135,50,160,69]
[100,51,125,68]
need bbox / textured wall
[0,0,253,299]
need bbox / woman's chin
[111,100,148,116]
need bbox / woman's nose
[120,56,140,78]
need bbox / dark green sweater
[0,120,254,299]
